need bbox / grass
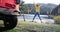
[1,21,60,32]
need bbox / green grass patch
[1,21,60,32]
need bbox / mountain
[21,3,57,15]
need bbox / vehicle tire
[1,15,18,31]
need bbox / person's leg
[37,13,42,23]
[32,12,37,22]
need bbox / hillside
[20,3,57,15]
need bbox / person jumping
[32,2,43,23]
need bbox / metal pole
[23,12,25,21]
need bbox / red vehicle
[0,0,20,31]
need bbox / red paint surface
[0,0,19,10]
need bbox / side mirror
[16,0,20,4]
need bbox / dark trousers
[32,12,42,23]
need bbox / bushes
[54,16,60,20]
[54,16,60,24]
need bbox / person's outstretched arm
[33,2,36,8]
[39,4,43,7]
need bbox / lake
[18,14,40,21]
[18,14,54,23]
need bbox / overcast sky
[23,0,60,5]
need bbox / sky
[23,0,60,5]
